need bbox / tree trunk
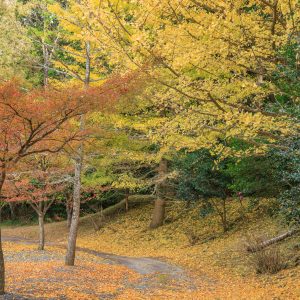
[43,53,49,88]
[65,41,90,266]
[150,159,168,229]
[0,167,6,294]
[65,192,73,229]
[67,206,72,229]
[38,213,45,251]
[65,146,83,266]
[125,192,129,212]
[0,229,4,295]
[8,203,16,221]
[221,198,228,233]
[42,25,49,88]
[150,198,166,229]
[209,198,229,233]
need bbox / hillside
[3,199,300,299]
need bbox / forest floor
[1,238,195,299]
[2,199,300,299]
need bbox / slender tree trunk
[65,148,83,266]
[43,46,49,88]
[38,213,45,251]
[42,14,49,88]
[44,65,49,87]
[0,229,4,295]
[65,41,90,266]
[210,198,229,233]
[0,166,6,294]
[8,203,16,221]
[150,159,168,229]
[221,198,228,233]
[125,191,129,212]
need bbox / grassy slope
[3,199,300,299]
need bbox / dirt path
[3,236,189,278]
[1,236,196,299]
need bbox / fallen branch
[247,229,300,253]
[82,194,156,230]
[99,194,155,218]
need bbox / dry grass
[244,234,287,274]
[252,248,286,274]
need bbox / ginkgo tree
[0,1,32,81]
[49,0,113,267]
[83,0,299,227]
[48,0,146,266]
[16,0,65,86]
[94,0,299,153]
[82,121,157,210]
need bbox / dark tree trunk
[30,200,54,251]
[221,198,228,233]
[38,213,45,251]
[210,198,229,233]
[150,159,168,229]
[8,203,16,221]
[125,191,129,212]
[0,229,4,295]
[0,166,6,294]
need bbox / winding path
[1,236,196,299]
[3,236,186,277]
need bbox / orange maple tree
[0,72,139,294]
[3,170,65,251]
